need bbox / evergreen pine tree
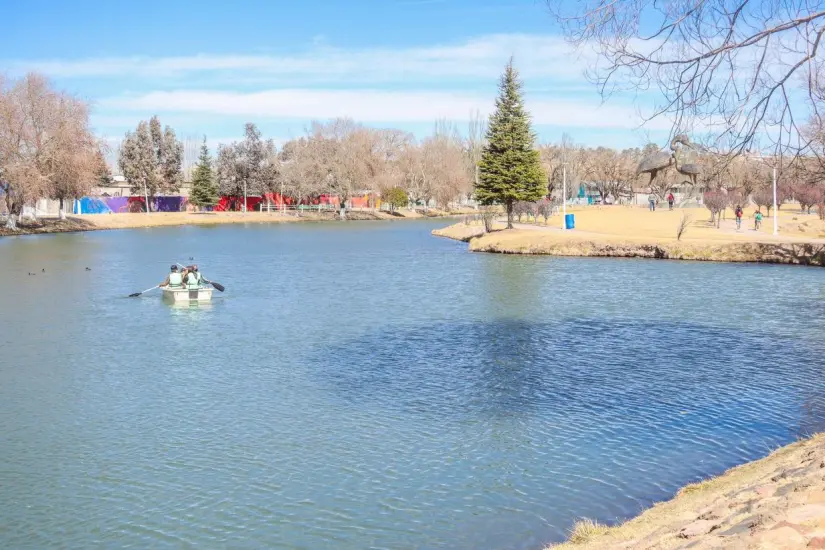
[189,137,219,209]
[476,59,546,229]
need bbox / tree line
[4,69,825,230]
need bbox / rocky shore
[549,434,825,549]
[433,222,825,267]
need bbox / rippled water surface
[1,219,825,549]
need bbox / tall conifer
[476,60,545,228]
[189,138,219,209]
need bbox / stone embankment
[548,434,825,549]
[433,223,825,267]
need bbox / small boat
[161,286,213,303]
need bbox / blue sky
[3,0,673,152]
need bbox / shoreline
[433,220,825,267]
[548,433,825,549]
[0,208,465,238]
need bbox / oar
[129,285,159,298]
[176,263,225,292]
[203,278,225,292]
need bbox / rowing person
[159,265,183,288]
[184,264,203,289]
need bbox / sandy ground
[549,434,825,549]
[0,207,468,236]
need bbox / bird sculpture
[637,134,702,188]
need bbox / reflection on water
[0,220,824,549]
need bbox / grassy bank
[0,207,467,237]
[548,433,825,549]
[434,206,825,266]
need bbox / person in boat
[184,264,203,289]
[159,265,183,288]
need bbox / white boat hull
[162,287,213,303]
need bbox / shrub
[795,185,822,214]
[382,187,409,212]
[568,518,611,544]
[703,191,729,228]
[537,199,553,224]
[677,213,691,240]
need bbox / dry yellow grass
[521,204,825,244]
[567,519,611,544]
[434,205,825,265]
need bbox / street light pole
[562,164,567,230]
[144,181,149,214]
[772,166,778,235]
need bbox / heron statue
[637,135,702,187]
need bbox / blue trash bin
[565,213,575,229]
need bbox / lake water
[1,219,825,549]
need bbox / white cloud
[100,88,673,130]
[10,34,594,84]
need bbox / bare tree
[582,146,638,203]
[549,0,825,157]
[119,121,156,209]
[118,115,183,210]
[537,198,554,224]
[0,73,99,228]
[465,110,487,200]
[676,213,691,240]
[795,184,822,213]
[308,118,378,219]
[428,121,471,210]
[728,156,770,199]
[541,133,586,201]
[279,137,327,213]
[215,124,278,211]
[704,191,730,227]
[216,143,241,206]
[398,142,429,209]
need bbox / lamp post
[772,165,778,236]
[562,163,567,230]
[561,138,568,230]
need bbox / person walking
[667,192,675,210]
[754,209,763,230]
[735,205,743,229]
[648,193,656,212]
